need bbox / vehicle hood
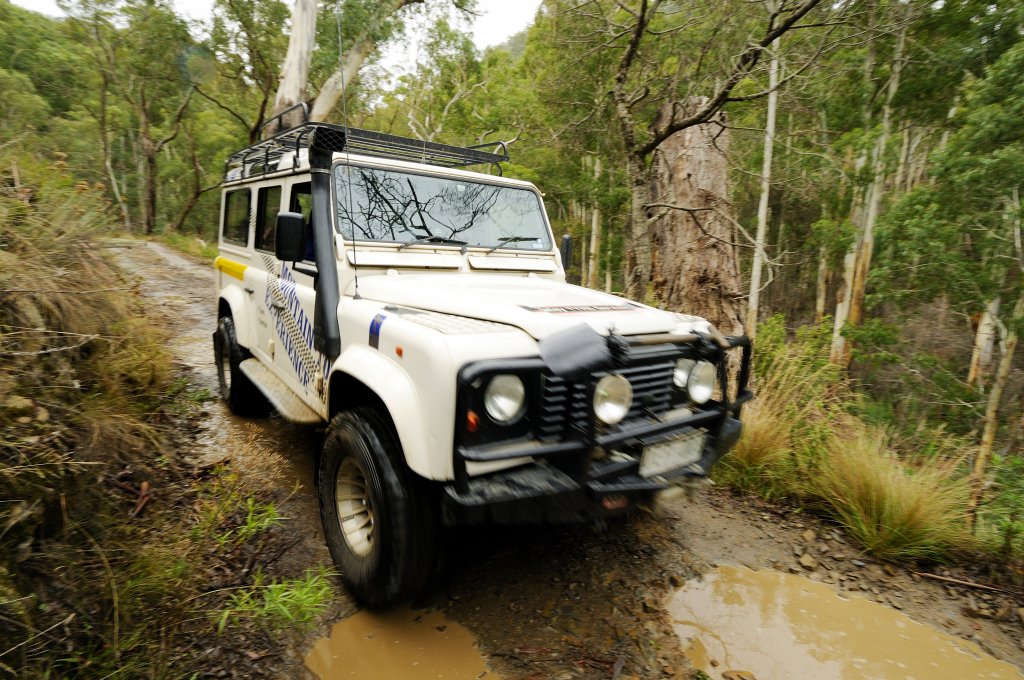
[350,273,711,340]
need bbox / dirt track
[112,240,1024,679]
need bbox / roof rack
[224,103,510,182]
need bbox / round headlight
[484,374,525,423]
[593,373,633,426]
[687,360,717,404]
[673,359,695,389]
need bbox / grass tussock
[716,316,975,562]
[817,428,974,561]
[716,317,847,497]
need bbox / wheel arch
[328,348,438,481]
[217,286,256,350]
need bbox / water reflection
[305,608,497,679]
[670,565,1023,680]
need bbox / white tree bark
[745,37,780,338]
[967,295,1000,388]
[309,0,425,122]
[587,157,602,289]
[310,40,374,121]
[831,24,906,366]
[968,286,1024,530]
[272,0,317,127]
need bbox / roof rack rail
[224,103,510,182]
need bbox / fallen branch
[913,572,1012,594]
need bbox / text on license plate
[639,430,706,478]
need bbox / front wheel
[213,316,269,416]
[318,409,438,607]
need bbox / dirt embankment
[115,240,1024,679]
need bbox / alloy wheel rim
[335,457,375,557]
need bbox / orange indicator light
[395,346,404,358]
[466,410,480,433]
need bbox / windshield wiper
[398,235,469,251]
[487,236,540,254]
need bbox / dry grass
[0,153,182,675]
[716,316,975,561]
[816,427,974,561]
[716,317,846,496]
[0,153,334,677]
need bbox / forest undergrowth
[0,152,331,678]
[715,315,1022,570]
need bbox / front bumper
[443,334,752,525]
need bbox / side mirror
[275,211,306,262]
[560,234,573,269]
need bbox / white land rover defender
[212,105,752,606]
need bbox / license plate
[639,430,705,478]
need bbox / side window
[255,185,282,252]
[289,182,313,223]
[289,182,314,261]
[222,189,251,247]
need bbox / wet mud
[671,565,1024,680]
[305,608,495,679]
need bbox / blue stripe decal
[369,314,386,349]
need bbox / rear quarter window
[255,185,283,252]
[222,189,251,247]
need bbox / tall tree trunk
[97,71,131,231]
[581,225,589,285]
[587,157,602,289]
[271,0,317,125]
[625,153,652,299]
[649,103,744,335]
[309,38,373,122]
[746,36,780,338]
[831,24,906,366]
[967,296,1000,388]
[968,286,1024,530]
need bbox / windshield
[333,164,551,251]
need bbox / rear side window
[255,186,282,252]
[289,182,315,261]
[222,189,251,246]
[289,182,312,224]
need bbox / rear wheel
[318,409,438,607]
[213,316,269,416]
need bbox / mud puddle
[305,608,497,679]
[670,565,1024,680]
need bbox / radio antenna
[335,0,360,299]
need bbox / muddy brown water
[305,608,496,679]
[671,565,1024,680]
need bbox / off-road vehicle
[212,105,752,606]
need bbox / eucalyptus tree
[271,0,476,125]
[542,0,844,332]
[203,0,290,143]
[876,41,1024,527]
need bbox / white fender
[330,346,438,480]
[218,286,257,351]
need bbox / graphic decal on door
[263,256,330,394]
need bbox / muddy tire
[213,316,269,416]
[318,409,438,607]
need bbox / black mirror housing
[560,234,573,270]
[275,211,306,262]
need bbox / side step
[238,359,323,424]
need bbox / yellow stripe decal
[215,256,247,281]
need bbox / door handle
[244,287,254,294]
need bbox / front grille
[537,359,675,440]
